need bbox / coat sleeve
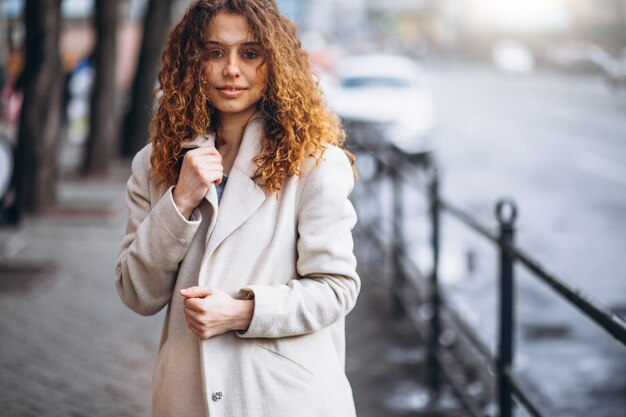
[236,146,361,338]
[114,146,202,316]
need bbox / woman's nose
[223,53,241,78]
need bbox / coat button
[212,390,223,401]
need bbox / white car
[326,53,436,161]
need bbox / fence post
[496,199,518,417]
[428,165,441,400]
[369,148,386,277]
[391,152,405,317]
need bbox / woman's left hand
[180,286,254,339]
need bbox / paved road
[432,62,626,305]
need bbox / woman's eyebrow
[206,40,261,47]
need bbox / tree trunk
[0,3,7,80]
[120,0,174,157]
[16,0,63,216]
[82,0,118,175]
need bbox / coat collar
[232,111,266,179]
[181,111,266,180]
[193,111,269,265]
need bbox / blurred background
[0,1,625,416]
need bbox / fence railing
[348,131,626,417]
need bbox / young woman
[114,1,360,416]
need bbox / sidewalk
[0,165,467,417]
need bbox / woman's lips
[216,85,245,98]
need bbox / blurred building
[293,0,626,59]
[2,0,625,83]
[433,0,626,57]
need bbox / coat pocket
[247,343,316,416]
[252,343,314,388]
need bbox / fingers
[183,307,213,340]
[185,320,209,339]
[183,305,206,336]
[180,286,213,298]
[183,306,204,324]
[182,297,202,313]
[184,145,220,155]
[180,287,212,313]
[181,151,224,187]
[179,285,230,340]
[185,155,222,172]
[183,144,220,156]
[183,145,222,164]
[199,166,224,186]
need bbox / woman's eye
[208,49,224,59]
[242,49,261,60]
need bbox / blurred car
[600,49,626,90]
[491,39,535,75]
[326,53,436,163]
[545,42,613,74]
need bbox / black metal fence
[347,129,626,417]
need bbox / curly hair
[149,0,355,193]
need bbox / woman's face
[203,12,269,120]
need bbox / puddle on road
[383,380,431,412]
[385,346,427,365]
[383,379,463,413]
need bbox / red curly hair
[149,0,355,193]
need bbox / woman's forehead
[206,12,257,45]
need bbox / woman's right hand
[172,146,223,219]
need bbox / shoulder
[126,144,156,197]
[130,143,153,176]
[302,145,353,179]
[299,145,355,196]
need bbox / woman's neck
[216,110,256,149]
[215,109,257,174]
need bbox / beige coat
[114,114,360,417]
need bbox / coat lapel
[204,114,267,258]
